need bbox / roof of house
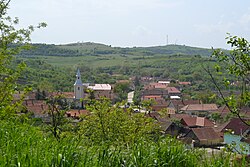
[158,81,170,84]
[167,87,181,94]
[169,100,201,110]
[88,84,112,90]
[222,118,250,135]
[191,127,221,141]
[217,105,231,115]
[181,117,214,127]
[144,82,168,90]
[49,92,75,99]
[170,113,191,120]
[142,89,168,96]
[180,104,218,111]
[23,100,48,115]
[160,121,174,131]
[179,82,191,85]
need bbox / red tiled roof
[167,87,181,94]
[23,100,48,115]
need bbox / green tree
[0,0,46,119]
[207,34,250,126]
[114,82,130,102]
[79,98,159,146]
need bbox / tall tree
[0,0,46,118]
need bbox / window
[78,87,80,90]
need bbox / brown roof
[181,104,218,111]
[144,82,168,90]
[181,117,214,127]
[170,114,191,120]
[169,100,201,110]
[196,117,214,127]
[49,92,75,99]
[222,118,250,135]
[152,105,167,112]
[217,105,231,115]
[167,87,181,94]
[142,89,168,96]
[23,100,48,115]
[145,112,161,121]
[192,127,221,141]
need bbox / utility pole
[166,35,168,45]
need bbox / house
[151,100,170,112]
[181,117,214,128]
[216,105,231,117]
[141,89,168,98]
[221,118,250,136]
[167,87,181,97]
[180,104,218,116]
[184,127,223,146]
[160,121,180,137]
[87,84,114,100]
[144,82,168,89]
[167,100,201,113]
[169,113,191,121]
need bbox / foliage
[0,0,46,119]
[113,82,131,102]
[210,34,250,126]
[79,98,159,146]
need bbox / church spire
[75,68,82,85]
[74,69,84,100]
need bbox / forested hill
[18,42,215,57]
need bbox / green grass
[0,119,247,167]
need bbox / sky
[8,0,250,49]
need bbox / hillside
[18,42,214,57]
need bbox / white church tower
[74,69,84,100]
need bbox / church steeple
[75,68,82,85]
[74,69,84,100]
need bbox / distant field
[19,53,212,71]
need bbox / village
[15,69,250,153]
